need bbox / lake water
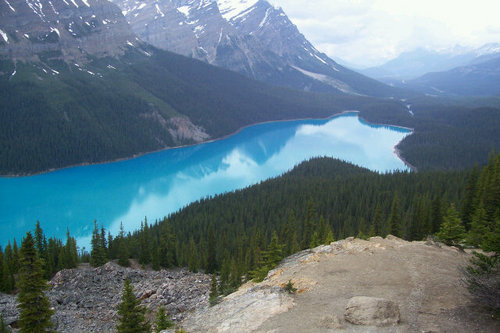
[0,112,411,247]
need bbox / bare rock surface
[182,236,500,333]
[0,261,210,332]
[344,296,400,326]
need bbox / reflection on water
[0,112,411,246]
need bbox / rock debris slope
[0,262,211,332]
[181,236,500,332]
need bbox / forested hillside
[0,45,399,175]
[358,100,500,170]
[2,154,499,299]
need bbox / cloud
[269,0,500,67]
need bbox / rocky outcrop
[344,296,400,327]
[181,236,500,332]
[183,285,294,332]
[0,262,210,332]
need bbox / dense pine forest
[1,47,499,174]
[2,153,498,297]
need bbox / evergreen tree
[467,203,489,247]
[229,258,241,290]
[437,204,466,246]
[251,232,283,282]
[11,240,19,276]
[117,223,130,267]
[388,194,402,237]
[206,223,217,273]
[62,229,77,269]
[324,227,335,244]
[90,221,107,267]
[372,203,384,236]
[0,247,5,293]
[209,273,218,305]
[17,232,54,332]
[431,195,444,234]
[482,218,500,253]
[317,216,328,244]
[116,278,150,333]
[219,258,230,294]
[0,314,8,333]
[139,220,151,266]
[187,237,198,272]
[159,224,177,269]
[154,305,174,332]
[151,238,160,271]
[34,221,46,260]
[301,199,316,249]
[462,166,480,230]
[310,231,320,248]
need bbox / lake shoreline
[1,110,414,178]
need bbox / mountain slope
[405,56,500,96]
[361,43,500,82]
[1,0,402,175]
[111,0,397,97]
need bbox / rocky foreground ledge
[1,237,499,332]
[181,236,499,333]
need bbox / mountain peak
[111,0,395,97]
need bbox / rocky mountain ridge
[361,43,500,81]
[111,0,397,96]
[402,56,500,96]
[0,0,137,63]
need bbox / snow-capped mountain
[0,0,137,63]
[111,0,395,96]
[403,56,500,96]
[361,43,500,82]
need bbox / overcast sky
[269,0,500,68]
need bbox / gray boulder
[344,296,400,326]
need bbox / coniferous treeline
[0,221,78,294]
[1,155,498,297]
[2,48,500,175]
[102,158,471,292]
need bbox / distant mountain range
[0,0,401,175]
[404,56,500,96]
[358,44,500,96]
[360,43,500,81]
[110,0,397,97]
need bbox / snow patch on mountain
[4,0,15,12]
[216,0,258,21]
[292,66,358,95]
[0,29,9,43]
[177,5,191,17]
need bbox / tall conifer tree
[17,232,54,332]
[116,278,150,333]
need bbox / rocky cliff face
[0,0,136,62]
[111,0,395,96]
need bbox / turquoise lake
[0,112,411,247]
